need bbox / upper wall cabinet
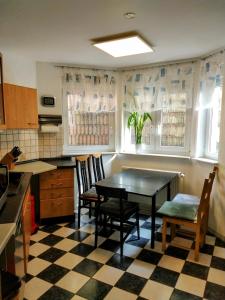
[0,53,6,129]
[4,83,38,129]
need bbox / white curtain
[62,68,116,112]
[122,62,195,113]
[197,51,225,109]
[62,67,116,146]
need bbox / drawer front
[40,168,74,181]
[40,178,74,189]
[40,187,74,200]
[40,197,74,218]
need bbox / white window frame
[63,93,116,155]
[200,86,222,160]
[121,101,192,156]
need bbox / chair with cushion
[172,166,217,206]
[91,153,105,182]
[95,185,140,258]
[75,155,100,228]
[170,166,217,243]
[157,171,216,261]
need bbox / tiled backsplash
[38,127,63,158]
[0,129,39,161]
[0,128,63,161]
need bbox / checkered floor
[24,212,225,300]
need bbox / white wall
[2,51,36,88]
[36,62,62,115]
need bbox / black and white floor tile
[24,212,225,300]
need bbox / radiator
[122,165,184,215]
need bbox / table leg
[151,194,156,248]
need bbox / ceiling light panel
[94,35,153,58]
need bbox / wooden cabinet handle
[27,122,37,125]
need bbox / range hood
[38,115,62,133]
[38,115,62,125]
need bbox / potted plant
[127,112,152,145]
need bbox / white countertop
[12,161,57,174]
[0,223,16,254]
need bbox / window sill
[62,151,116,156]
[191,157,218,164]
[119,151,191,159]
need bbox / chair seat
[157,201,198,221]
[172,193,200,205]
[100,199,139,218]
[80,187,98,201]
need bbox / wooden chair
[170,166,217,244]
[95,185,140,258]
[91,153,105,182]
[158,171,215,261]
[75,155,100,228]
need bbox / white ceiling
[0,0,225,68]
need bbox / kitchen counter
[12,161,57,174]
[40,157,76,169]
[0,223,16,255]
[0,171,32,260]
[0,172,32,224]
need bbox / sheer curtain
[196,51,225,158]
[122,62,194,112]
[63,68,116,113]
[197,51,224,110]
[62,68,116,147]
[122,62,195,149]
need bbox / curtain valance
[62,68,116,112]
[122,62,195,113]
[197,51,225,109]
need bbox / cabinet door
[40,197,74,218]
[40,168,75,220]
[21,87,38,128]
[4,83,38,129]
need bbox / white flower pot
[135,144,142,153]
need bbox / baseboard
[208,227,225,242]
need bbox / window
[62,68,116,154]
[196,53,224,160]
[122,63,194,155]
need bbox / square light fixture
[93,33,153,57]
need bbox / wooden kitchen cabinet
[3,83,38,129]
[22,187,31,274]
[39,168,74,220]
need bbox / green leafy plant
[127,112,152,144]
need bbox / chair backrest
[197,171,216,223]
[95,184,128,213]
[213,165,218,173]
[75,155,92,195]
[91,153,105,182]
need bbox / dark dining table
[95,168,179,248]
